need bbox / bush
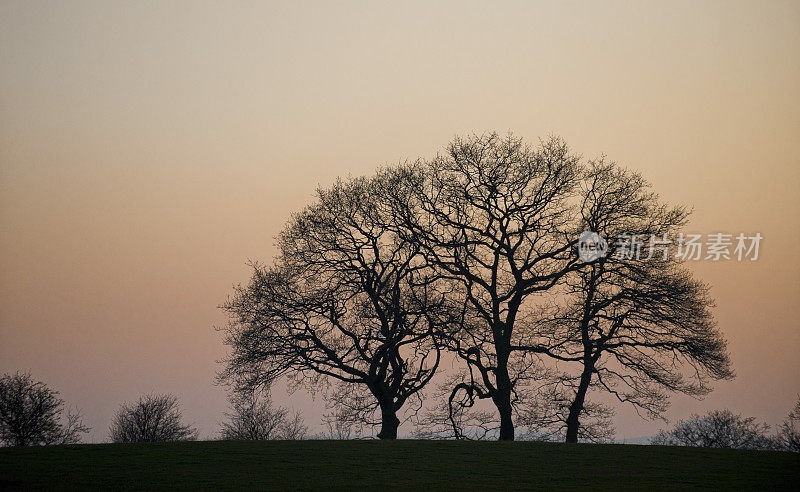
[0,371,89,446]
[109,394,197,443]
[220,391,306,440]
[651,409,778,450]
[777,397,800,452]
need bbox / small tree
[778,396,800,452]
[0,371,89,446]
[220,391,307,440]
[109,394,197,443]
[651,409,777,450]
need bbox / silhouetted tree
[220,391,306,440]
[778,396,800,452]
[389,133,583,440]
[0,371,89,446]
[221,132,735,443]
[651,409,777,450]
[529,162,734,442]
[220,174,457,439]
[109,394,197,443]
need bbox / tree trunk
[565,367,593,443]
[494,361,515,441]
[377,402,400,440]
[498,399,514,441]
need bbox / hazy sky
[1,0,798,442]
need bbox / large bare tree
[528,162,733,442]
[220,174,456,439]
[389,133,583,440]
[221,132,734,443]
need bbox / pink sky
[1,1,798,441]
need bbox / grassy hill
[1,439,797,490]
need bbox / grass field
[1,439,798,490]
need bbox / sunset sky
[1,1,798,442]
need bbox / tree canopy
[221,133,734,441]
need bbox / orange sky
[1,1,798,442]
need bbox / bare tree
[109,394,197,443]
[220,132,735,443]
[651,409,777,450]
[220,173,457,439]
[528,162,734,442]
[220,390,307,440]
[389,133,583,440]
[0,371,89,446]
[778,396,800,452]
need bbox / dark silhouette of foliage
[220,391,306,440]
[778,396,800,452]
[109,394,197,443]
[651,409,777,450]
[0,371,89,446]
